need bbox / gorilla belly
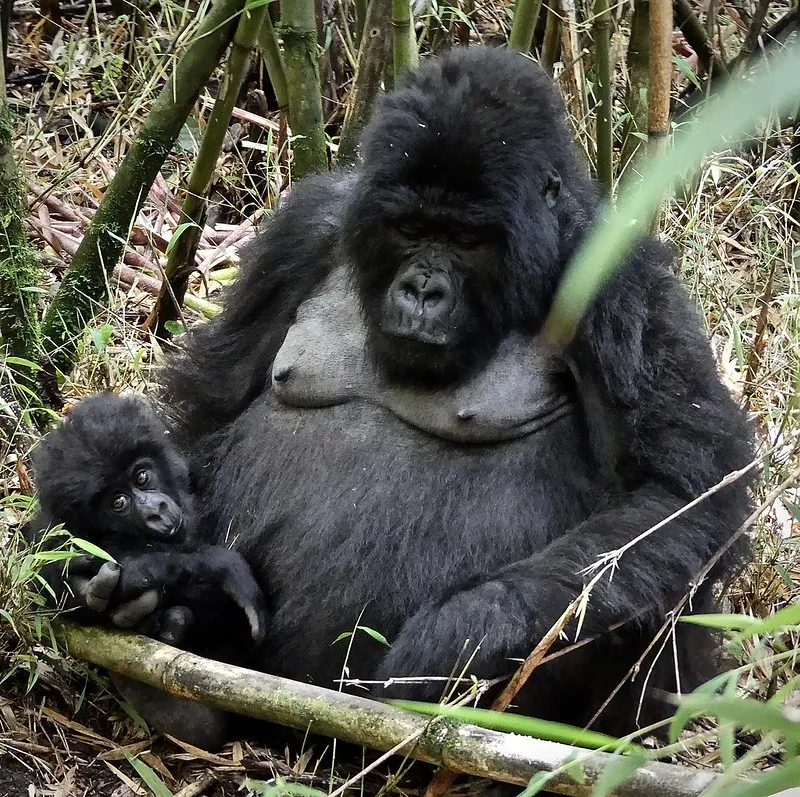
[208,394,608,688]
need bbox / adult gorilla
[65,47,753,737]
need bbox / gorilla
[47,46,753,743]
[27,392,266,647]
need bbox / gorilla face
[364,212,507,385]
[343,48,588,388]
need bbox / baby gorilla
[28,392,266,648]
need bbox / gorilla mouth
[381,326,452,346]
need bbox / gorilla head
[32,393,195,548]
[344,47,596,385]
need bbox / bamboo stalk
[258,12,289,109]
[593,0,613,193]
[59,623,722,797]
[647,0,672,228]
[620,0,649,175]
[39,0,242,379]
[281,0,328,176]
[558,0,587,139]
[392,0,419,81]
[0,21,42,375]
[338,0,392,165]
[540,3,561,75]
[672,0,727,78]
[154,0,269,339]
[509,0,544,52]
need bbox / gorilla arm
[162,173,351,442]
[375,242,754,699]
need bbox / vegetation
[0,0,798,793]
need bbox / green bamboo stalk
[281,0,328,176]
[509,0,544,52]
[154,0,270,338]
[39,0,243,379]
[338,0,391,164]
[619,0,649,175]
[540,4,561,75]
[392,0,418,81]
[258,11,289,108]
[0,22,42,378]
[593,0,613,193]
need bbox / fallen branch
[59,623,722,796]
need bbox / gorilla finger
[67,554,106,576]
[84,562,121,611]
[110,589,160,628]
[157,606,195,645]
[222,577,267,643]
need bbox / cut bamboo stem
[59,623,724,797]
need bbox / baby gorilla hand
[59,556,160,626]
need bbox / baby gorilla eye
[134,468,151,488]
[112,494,131,514]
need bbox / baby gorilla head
[343,46,595,386]
[32,393,194,550]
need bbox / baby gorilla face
[99,457,186,544]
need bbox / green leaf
[71,538,116,562]
[165,222,202,255]
[519,771,557,795]
[563,752,587,785]
[675,695,800,741]
[125,755,173,797]
[164,320,184,336]
[592,749,647,797]
[4,356,42,371]
[782,498,800,524]
[357,625,389,645]
[391,700,628,750]
[672,54,702,89]
[245,778,326,796]
[680,613,761,632]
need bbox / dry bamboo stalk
[59,623,724,797]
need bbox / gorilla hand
[56,555,161,626]
[374,580,535,702]
[113,549,268,644]
[203,547,268,644]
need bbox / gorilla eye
[397,221,426,239]
[111,494,131,514]
[134,468,150,488]
[453,230,481,249]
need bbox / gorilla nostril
[273,366,292,383]
[457,409,476,421]
[424,289,445,306]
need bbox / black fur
[73,47,755,738]
[27,393,266,649]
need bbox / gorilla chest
[216,396,604,617]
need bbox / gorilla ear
[543,171,562,208]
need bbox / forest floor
[1,0,799,795]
